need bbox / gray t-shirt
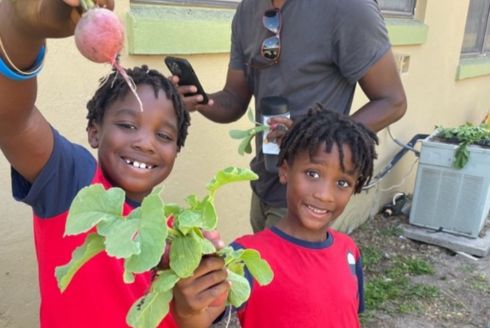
[230,0,390,207]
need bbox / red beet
[74,7,124,65]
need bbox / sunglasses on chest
[249,8,282,69]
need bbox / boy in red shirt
[174,107,378,327]
[0,1,227,327]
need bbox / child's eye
[337,180,351,189]
[117,123,136,130]
[157,132,174,142]
[306,170,320,179]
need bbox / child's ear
[87,123,100,149]
[278,161,288,185]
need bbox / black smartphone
[164,56,209,104]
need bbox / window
[461,0,490,56]
[130,0,239,9]
[133,0,417,14]
[377,0,416,17]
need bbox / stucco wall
[1,0,490,327]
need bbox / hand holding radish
[3,0,114,39]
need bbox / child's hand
[5,0,114,38]
[266,116,293,145]
[172,256,230,327]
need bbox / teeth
[308,205,327,214]
[124,159,153,169]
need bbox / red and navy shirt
[233,226,364,328]
[11,129,176,328]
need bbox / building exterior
[0,0,489,326]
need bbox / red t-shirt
[233,227,364,328]
[12,130,176,328]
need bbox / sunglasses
[249,8,282,69]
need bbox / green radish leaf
[200,237,216,255]
[124,270,135,284]
[175,210,202,235]
[152,270,180,293]
[55,233,105,292]
[124,193,168,274]
[185,195,200,209]
[247,107,255,123]
[198,196,217,230]
[126,289,173,328]
[238,135,254,155]
[65,185,125,235]
[207,167,258,194]
[227,269,251,307]
[250,125,269,135]
[169,232,202,278]
[240,249,274,285]
[163,203,182,217]
[104,217,141,259]
[229,129,250,139]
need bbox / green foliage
[435,123,490,169]
[55,167,274,328]
[229,108,269,155]
[361,249,438,316]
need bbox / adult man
[175,0,407,232]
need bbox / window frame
[131,0,239,9]
[461,0,490,57]
[377,0,417,18]
[131,0,417,16]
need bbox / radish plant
[229,109,269,155]
[55,167,273,328]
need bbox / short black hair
[86,65,190,151]
[277,104,378,193]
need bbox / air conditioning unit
[409,135,490,238]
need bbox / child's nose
[132,130,156,152]
[313,182,335,203]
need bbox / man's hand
[169,75,215,112]
[266,115,293,146]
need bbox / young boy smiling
[0,1,228,327]
[173,106,378,328]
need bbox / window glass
[377,0,416,16]
[461,0,490,55]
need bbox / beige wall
[1,0,490,326]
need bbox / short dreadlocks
[277,104,378,193]
[86,65,190,151]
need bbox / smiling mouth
[306,205,329,215]
[123,157,155,170]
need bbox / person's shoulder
[329,229,358,247]
[234,229,276,249]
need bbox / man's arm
[174,67,252,124]
[350,49,407,132]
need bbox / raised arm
[350,49,407,132]
[0,0,113,182]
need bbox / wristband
[0,44,46,81]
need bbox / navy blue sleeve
[356,256,365,313]
[11,128,97,218]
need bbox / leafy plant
[435,123,490,169]
[55,167,274,328]
[229,108,269,155]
